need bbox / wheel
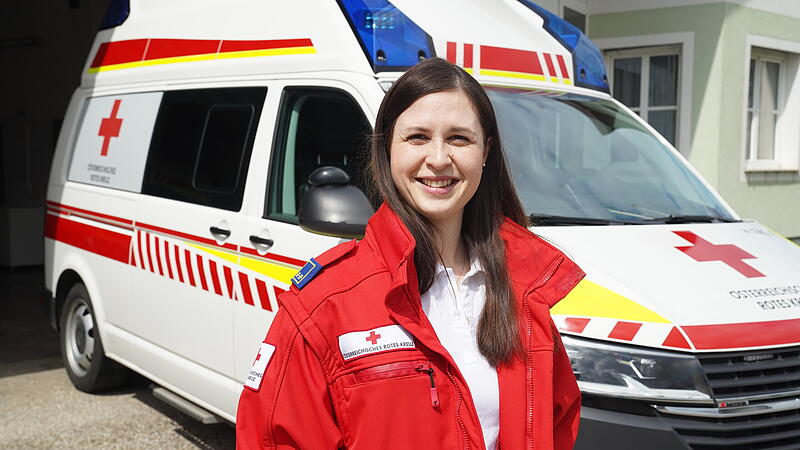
[60,283,128,392]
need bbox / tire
[60,283,128,392]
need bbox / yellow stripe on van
[551,279,670,323]
[239,255,296,285]
[216,46,316,59]
[479,69,547,82]
[88,61,144,73]
[187,243,239,265]
[140,53,219,67]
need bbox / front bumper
[575,406,690,450]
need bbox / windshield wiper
[529,214,626,226]
[634,215,740,224]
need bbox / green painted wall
[590,3,800,238]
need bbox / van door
[130,86,268,387]
[233,80,376,382]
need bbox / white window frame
[742,35,800,173]
[594,32,694,155]
[606,45,681,146]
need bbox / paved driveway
[0,267,235,449]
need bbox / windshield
[486,88,735,223]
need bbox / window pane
[267,89,371,221]
[142,87,266,211]
[194,105,254,193]
[649,109,676,146]
[762,61,780,110]
[757,111,776,160]
[748,59,755,109]
[563,7,586,33]
[649,54,678,107]
[746,111,753,160]
[613,58,641,108]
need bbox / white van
[45,1,800,448]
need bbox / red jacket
[236,205,585,449]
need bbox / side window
[267,88,371,222]
[142,87,267,211]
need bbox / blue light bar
[99,0,130,30]
[338,0,436,72]
[517,0,609,93]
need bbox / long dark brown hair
[368,58,527,366]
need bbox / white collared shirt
[420,258,499,450]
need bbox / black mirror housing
[298,166,374,239]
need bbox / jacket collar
[363,203,565,297]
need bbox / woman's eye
[407,134,429,144]
[448,135,472,146]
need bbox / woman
[236,58,584,450]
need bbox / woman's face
[390,90,487,228]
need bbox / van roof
[84,0,608,94]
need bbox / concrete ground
[0,266,235,449]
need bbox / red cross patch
[674,231,765,278]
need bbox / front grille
[698,346,800,401]
[658,346,800,449]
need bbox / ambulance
[44,0,800,448]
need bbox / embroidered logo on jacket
[338,325,416,361]
[245,342,276,391]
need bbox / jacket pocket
[353,360,439,407]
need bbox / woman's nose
[425,139,451,169]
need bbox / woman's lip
[416,178,459,194]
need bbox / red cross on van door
[673,231,765,278]
[98,99,123,156]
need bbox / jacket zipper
[415,362,439,408]
[523,256,563,450]
[446,365,471,450]
[352,360,439,408]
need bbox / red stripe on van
[196,254,209,291]
[137,221,237,251]
[542,53,557,77]
[145,39,219,60]
[556,55,570,80]
[682,319,800,350]
[209,260,223,296]
[560,317,590,334]
[608,321,642,341]
[145,233,156,273]
[173,245,184,283]
[446,42,456,64]
[273,286,286,296]
[220,38,313,52]
[163,239,175,279]
[46,201,133,226]
[185,250,196,287]
[153,236,165,276]
[481,45,543,76]
[45,214,130,264]
[463,43,474,68]
[137,230,146,270]
[255,280,271,311]
[239,273,254,306]
[662,326,691,349]
[223,266,235,300]
[90,39,148,68]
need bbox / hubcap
[64,297,95,377]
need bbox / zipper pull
[416,362,439,408]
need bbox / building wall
[589,3,800,238]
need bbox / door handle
[210,226,231,238]
[249,235,274,247]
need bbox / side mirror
[298,166,374,239]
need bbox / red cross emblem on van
[673,231,765,278]
[98,99,123,156]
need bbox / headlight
[562,335,714,404]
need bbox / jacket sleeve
[236,309,343,449]
[552,333,581,450]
